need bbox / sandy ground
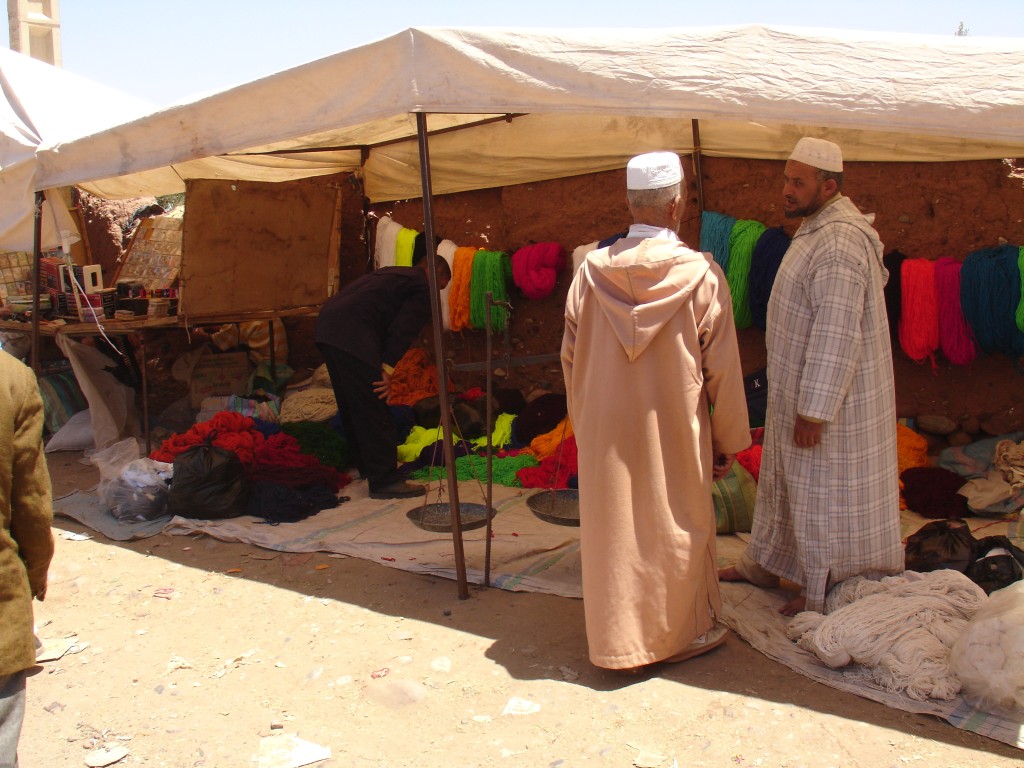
[16,452,1024,768]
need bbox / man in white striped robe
[720,138,903,615]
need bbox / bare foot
[779,594,806,616]
[718,565,747,582]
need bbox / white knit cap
[626,152,682,190]
[789,137,843,172]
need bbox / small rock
[960,415,981,435]
[916,414,957,435]
[947,430,973,447]
[84,745,129,767]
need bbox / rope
[726,219,765,330]
[469,250,510,331]
[934,256,977,366]
[897,258,939,368]
[747,227,790,331]
[448,246,478,331]
[961,245,1024,357]
[699,210,736,274]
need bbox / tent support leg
[30,191,44,375]
[691,119,705,216]
[416,112,470,600]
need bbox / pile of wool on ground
[786,570,987,701]
[950,581,1024,711]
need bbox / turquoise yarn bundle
[700,211,736,274]
[960,245,1024,357]
[726,220,766,330]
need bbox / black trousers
[317,344,402,490]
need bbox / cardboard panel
[180,179,335,317]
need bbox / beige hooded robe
[562,235,750,670]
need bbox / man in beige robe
[562,152,751,671]
[720,138,903,615]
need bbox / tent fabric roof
[0,47,154,250]
[34,25,1024,203]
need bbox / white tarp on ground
[34,25,1024,203]
[0,48,154,251]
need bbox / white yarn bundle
[950,581,1024,711]
[787,571,987,701]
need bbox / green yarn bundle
[469,250,510,331]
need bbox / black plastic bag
[965,535,1024,594]
[168,441,250,520]
[904,519,976,573]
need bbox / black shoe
[368,480,425,500]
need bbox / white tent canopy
[34,25,1024,204]
[0,47,154,251]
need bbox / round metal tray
[526,489,580,526]
[406,502,495,533]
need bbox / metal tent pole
[690,119,705,215]
[415,112,470,600]
[30,191,44,374]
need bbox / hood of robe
[581,237,711,362]
[798,194,889,285]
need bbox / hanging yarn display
[394,227,418,266]
[699,211,736,273]
[437,239,457,330]
[511,242,565,300]
[960,245,1024,357]
[373,215,402,269]
[1018,246,1024,333]
[469,250,510,331]
[883,250,907,342]
[726,219,765,330]
[898,258,939,366]
[747,227,790,331]
[934,256,977,366]
[448,246,478,331]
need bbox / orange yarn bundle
[896,422,931,510]
[387,348,448,406]
[529,416,574,461]
[448,246,479,331]
[898,258,939,368]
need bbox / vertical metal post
[690,119,706,215]
[484,292,495,587]
[30,191,44,374]
[416,112,470,600]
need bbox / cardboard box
[189,351,251,409]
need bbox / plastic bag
[950,581,1024,710]
[90,439,172,521]
[904,519,976,573]
[167,441,250,520]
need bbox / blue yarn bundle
[726,220,766,330]
[960,245,1024,357]
[747,227,790,331]
[700,211,736,274]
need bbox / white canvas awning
[33,25,1024,204]
[0,47,154,251]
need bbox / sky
[9,0,1024,105]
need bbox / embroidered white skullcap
[789,137,843,172]
[626,152,682,190]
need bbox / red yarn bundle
[150,411,263,464]
[934,256,977,366]
[898,258,939,368]
[517,435,577,488]
[511,242,566,300]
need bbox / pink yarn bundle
[934,256,977,366]
[898,258,939,367]
[511,242,565,300]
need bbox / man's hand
[712,452,735,481]
[373,367,393,400]
[793,415,824,448]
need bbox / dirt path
[19,453,1023,768]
